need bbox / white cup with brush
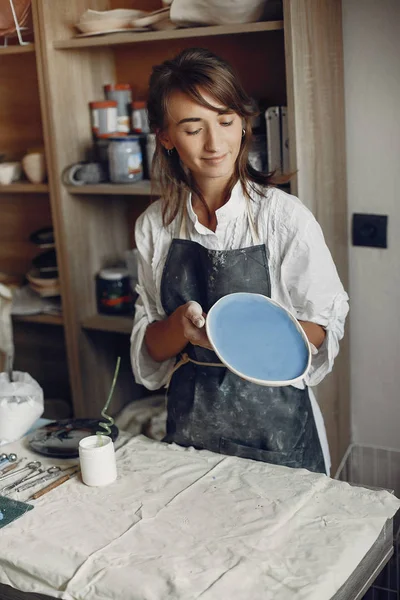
[78,357,120,487]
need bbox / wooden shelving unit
[82,314,133,334]
[0,183,49,194]
[25,0,350,470]
[0,24,71,411]
[54,21,284,50]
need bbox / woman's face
[160,89,243,185]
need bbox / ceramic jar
[107,136,143,183]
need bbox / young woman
[131,48,349,475]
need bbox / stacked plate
[75,7,173,37]
[27,228,60,298]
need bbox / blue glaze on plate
[207,293,310,384]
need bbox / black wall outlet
[352,213,388,248]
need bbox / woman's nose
[204,126,222,153]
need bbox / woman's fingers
[182,302,212,349]
[184,301,205,328]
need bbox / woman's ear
[158,130,173,151]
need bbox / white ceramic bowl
[0,162,22,185]
[77,9,146,33]
[77,19,133,34]
[131,7,170,28]
[22,152,46,184]
[206,292,311,387]
[170,0,266,26]
[79,9,145,23]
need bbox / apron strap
[165,352,224,390]
[178,201,188,240]
[245,197,261,245]
[178,194,261,245]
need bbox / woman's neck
[192,190,225,232]
[194,177,228,210]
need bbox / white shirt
[131,183,349,474]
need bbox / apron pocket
[219,437,304,468]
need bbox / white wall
[342,0,400,448]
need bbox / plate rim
[206,292,312,387]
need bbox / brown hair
[147,47,275,226]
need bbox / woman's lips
[202,154,227,165]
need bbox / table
[0,435,398,600]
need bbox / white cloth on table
[130,183,349,474]
[0,435,398,600]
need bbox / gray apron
[160,199,325,473]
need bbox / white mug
[22,152,46,184]
[0,162,22,185]
[79,434,117,487]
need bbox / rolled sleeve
[130,214,174,390]
[304,291,349,386]
[130,295,174,390]
[281,213,349,387]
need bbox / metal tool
[29,467,80,501]
[0,453,17,467]
[16,466,63,492]
[1,468,46,496]
[0,458,25,475]
[0,461,41,484]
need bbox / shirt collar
[186,181,247,235]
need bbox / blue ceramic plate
[206,293,311,386]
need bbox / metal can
[89,100,118,137]
[104,84,132,134]
[131,101,150,134]
[107,136,143,184]
[96,268,133,315]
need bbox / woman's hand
[298,320,326,349]
[145,300,212,362]
[180,301,212,350]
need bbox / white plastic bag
[0,371,44,445]
[170,0,267,26]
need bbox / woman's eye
[220,120,234,127]
[185,129,201,136]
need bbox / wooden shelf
[54,21,284,50]
[82,314,133,334]
[0,183,49,194]
[0,44,35,55]
[13,314,63,326]
[66,181,157,196]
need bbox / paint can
[96,268,133,315]
[89,100,118,137]
[104,84,132,134]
